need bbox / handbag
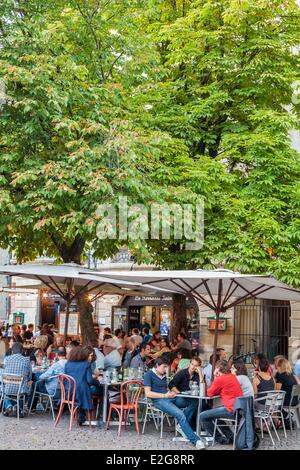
[108,387,126,404]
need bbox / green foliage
[0,0,193,263]
[132,0,300,286]
[0,0,300,287]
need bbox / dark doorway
[234,300,290,361]
[40,297,56,325]
[40,293,67,327]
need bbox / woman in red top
[199,360,243,444]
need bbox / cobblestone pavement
[0,413,299,450]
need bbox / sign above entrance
[207,316,227,331]
[133,296,172,302]
[123,295,173,307]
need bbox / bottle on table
[41,357,47,370]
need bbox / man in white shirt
[103,338,121,371]
[130,328,143,346]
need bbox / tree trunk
[76,286,97,346]
[171,293,187,342]
[55,234,96,345]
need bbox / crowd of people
[1,323,300,449]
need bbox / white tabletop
[176,393,220,400]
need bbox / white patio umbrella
[0,263,173,340]
[91,268,300,367]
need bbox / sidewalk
[0,414,298,450]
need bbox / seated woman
[231,361,254,397]
[46,335,64,362]
[253,357,276,409]
[84,345,103,395]
[171,349,192,373]
[30,335,49,363]
[149,331,161,351]
[65,346,99,425]
[254,353,273,375]
[178,349,193,371]
[275,357,299,428]
[150,337,171,360]
[203,353,221,388]
[34,349,45,367]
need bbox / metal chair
[141,398,174,438]
[254,390,286,446]
[54,374,92,431]
[212,408,239,449]
[106,380,143,436]
[28,375,60,420]
[283,384,300,431]
[0,373,26,420]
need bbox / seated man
[130,344,152,369]
[168,357,204,428]
[3,342,32,417]
[171,333,192,352]
[29,346,67,412]
[144,357,205,450]
[199,360,243,444]
[130,328,143,346]
[122,337,139,368]
[103,338,121,371]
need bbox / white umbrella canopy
[0,263,172,300]
[92,269,300,310]
[93,268,300,370]
[0,263,175,340]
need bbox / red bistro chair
[54,374,92,431]
[106,380,143,436]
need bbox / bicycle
[229,339,258,366]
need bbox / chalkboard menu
[59,312,80,336]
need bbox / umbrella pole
[63,296,70,345]
[211,310,220,382]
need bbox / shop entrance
[127,304,172,336]
[113,294,201,351]
[40,291,65,328]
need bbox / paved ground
[0,413,299,450]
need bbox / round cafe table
[175,393,221,437]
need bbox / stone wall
[195,297,235,361]
[289,301,300,364]
[9,277,40,326]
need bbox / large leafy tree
[0,0,197,341]
[1,0,300,343]
[133,0,300,286]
